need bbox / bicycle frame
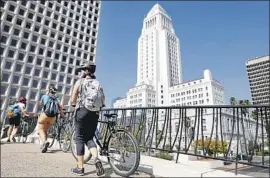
[95,118,117,156]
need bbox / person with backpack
[70,62,105,176]
[6,97,29,142]
[38,85,65,153]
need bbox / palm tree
[239,99,251,117]
[230,97,238,105]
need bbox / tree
[193,138,228,156]
[251,110,258,120]
[230,97,238,105]
[239,99,251,117]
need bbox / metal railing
[98,105,269,175]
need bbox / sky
[94,1,269,107]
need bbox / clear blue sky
[95,1,269,107]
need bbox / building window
[53,63,58,70]
[203,126,207,131]
[5,61,12,69]
[58,85,63,92]
[24,66,32,75]
[36,58,42,66]
[10,39,18,47]
[34,69,40,77]
[40,38,46,45]
[20,89,28,97]
[65,87,71,94]
[30,3,35,10]
[61,65,66,72]
[43,71,49,78]
[30,45,36,52]
[13,28,21,36]
[27,55,34,63]
[55,53,60,60]
[203,119,206,124]
[41,82,47,89]
[36,16,42,23]
[28,12,34,20]
[15,64,22,72]
[3,25,10,33]
[19,8,25,16]
[12,75,20,84]
[32,80,39,88]
[20,42,27,50]
[59,75,64,82]
[38,48,44,55]
[27,102,35,112]
[16,18,23,26]
[30,91,37,100]
[66,77,71,84]
[23,78,29,86]
[8,50,15,58]
[2,73,10,82]
[68,67,72,74]
[23,32,29,39]
[45,61,51,68]
[1,86,7,95]
[10,87,18,96]
[51,73,57,80]
[32,35,38,42]
[1,35,8,43]
[6,14,13,22]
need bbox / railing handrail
[102,104,270,111]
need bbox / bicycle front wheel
[59,125,72,152]
[70,129,92,163]
[107,129,140,177]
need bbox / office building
[246,55,270,105]
[0,0,101,121]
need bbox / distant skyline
[95,1,269,107]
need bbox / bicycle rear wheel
[59,125,72,152]
[107,129,140,177]
[21,124,29,143]
[47,124,57,148]
[18,124,28,143]
[70,129,92,163]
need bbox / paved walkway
[1,141,268,177]
[0,143,154,177]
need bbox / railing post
[235,107,239,175]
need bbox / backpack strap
[78,78,85,107]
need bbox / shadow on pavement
[214,164,270,177]
[84,167,113,177]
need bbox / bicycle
[17,116,33,143]
[47,115,73,152]
[70,113,140,177]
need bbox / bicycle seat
[104,113,117,118]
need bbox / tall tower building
[0,0,101,121]
[113,3,225,109]
[246,55,270,105]
[137,4,182,89]
[136,3,182,106]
